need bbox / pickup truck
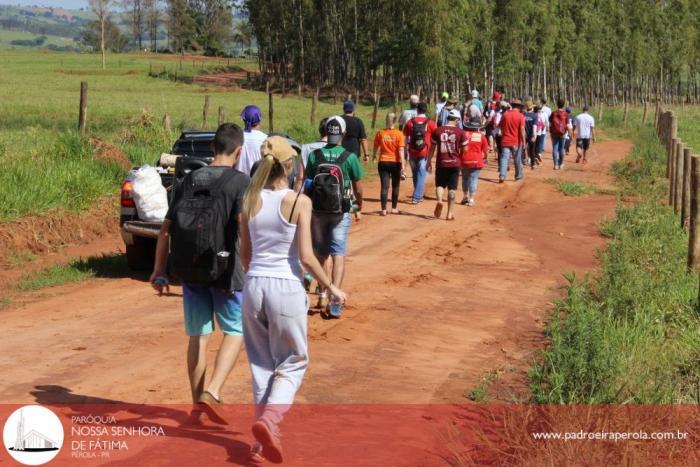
[119,130,301,270]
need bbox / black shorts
[435,167,460,190]
[576,138,591,150]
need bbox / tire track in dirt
[0,140,630,405]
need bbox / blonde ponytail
[243,155,275,219]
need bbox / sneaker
[252,419,283,464]
[560,163,565,170]
[400,170,407,180]
[576,155,582,163]
[554,165,560,170]
[460,195,469,205]
[467,198,475,207]
[197,391,228,425]
[434,202,443,219]
[498,176,505,183]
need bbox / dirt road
[0,140,630,405]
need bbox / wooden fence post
[393,92,399,115]
[667,112,677,177]
[218,106,225,126]
[642,101,648,125]
[78,81,88,133]
[162,113,171,133]
[623,102,629,126]
[682,147,693,229]
[654,100,660,129]
[268,88,274,133]
[688,154,700,270]
[674,141,684,214]
[202,95,210,129]
[669,137,679,205]
[310,86,318,125]
[597,103,603,124]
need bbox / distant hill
[0,4,90,49]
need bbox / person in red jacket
[461,117,490,206]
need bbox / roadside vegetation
[18,254,128,291]
[530,126,700,403]
[0,51,381,222]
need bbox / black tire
[126,237,157,271]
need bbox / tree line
[245,0,700,105]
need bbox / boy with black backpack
[149,123,249,425]
[304,116,364,318]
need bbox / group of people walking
[146,91,596,463]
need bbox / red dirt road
[0,140,630,405]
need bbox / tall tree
[123,0,144,50]
[88,0,114,69]
[144,0,160,51]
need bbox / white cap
[471,90,479,98]
[325,116,347,144]
[447,109,461,120]
[409,94,419,104]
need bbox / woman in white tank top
[239,136,346,464]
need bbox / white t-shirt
[540,105,552,132]
[575,113,595,139]
[301,140,326,168]
[236,129,267,176]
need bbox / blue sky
[0,0,89,9]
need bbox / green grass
[545,178,596,196]
[0,30,79,50]
[529,126,700,404]
[7,251,37,267]
[466,370,499,402]
[17,254,129,291]
[0,297,12,309]
[0,50,387,221]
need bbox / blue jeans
[409,157,427,202]
[536,134,546,155]
[461,168,481,195]
[499,146,524,180]
[551,136,566,167]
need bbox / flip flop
[434,203,443,219]
[197,391,228,425]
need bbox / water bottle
[329,295,343,318]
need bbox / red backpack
[550,110,568,137]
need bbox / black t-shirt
[341,115,367,157]
[166,166,250,291]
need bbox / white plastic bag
[132,165,168,222]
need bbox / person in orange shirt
[372,113,405,216]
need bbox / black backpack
[168,169,237,286]
[308,149,352,214]
[411,118,428,151]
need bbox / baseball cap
[492,91,501,101]
[325,116,346,145]
[471,90,479,98]
[565,106,572,114]
[447,109,461,121]
[343,100,355,113]
[260,135,297,162]
[441,91,449,99]
[409,94,419,104]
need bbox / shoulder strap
[288,187,303,223]
[335,150,351,166]
[313,148,326,164]
[211,168,238,194]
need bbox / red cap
[492,91,501,101]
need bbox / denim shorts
[311,212,352,257]
[183,283,243,336]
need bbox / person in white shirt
[236,105,268,176]
[574,105,596,164]
[398,94,419,131]
[538,98,552,157]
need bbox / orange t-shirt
[373,128,405,163]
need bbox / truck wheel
[126,237,156,271]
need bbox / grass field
[0,29,79,50]
[530,127,700,403]
[0,50,386,221]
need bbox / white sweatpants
[242,276,308,426]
